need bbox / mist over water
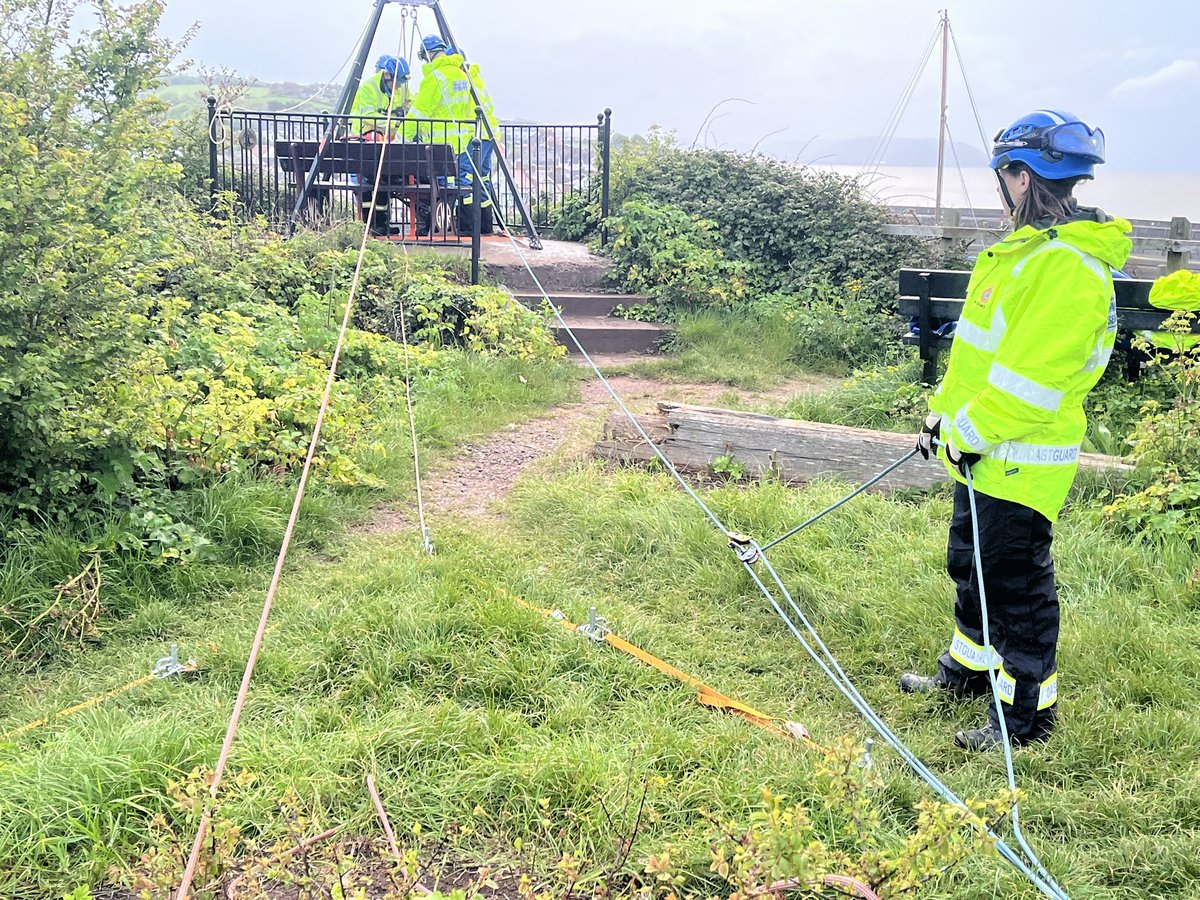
[815,166,1200,223]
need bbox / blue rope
[966,466,1069,898]
[748,545,1068,898]
[761,449,920,552]
[474,160,1067,897]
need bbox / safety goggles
[993,121,1106,164]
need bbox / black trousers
[937,483,1059,741]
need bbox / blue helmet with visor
[990,110,1105,181]
[419,35,452,60]
[376,54,410,80]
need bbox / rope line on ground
[173,25,414,900]
[476,156,1069,895]
[1,646,197,743]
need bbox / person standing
[904,110,1133,751]
[351,55,411,235]
[406,36,499,233]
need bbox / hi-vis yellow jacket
[1141,269,1200,351]
[350,73,410,136]
[931,215,1133,521]
[404,53,478,154]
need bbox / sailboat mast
[934,9,950,224]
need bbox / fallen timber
[594,403,1130,491]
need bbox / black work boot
[954,723,1008,751]
[899,671,989,699]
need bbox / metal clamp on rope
[727,532,762,565]
[152,645,197,680]
[577,607,611,643]
[783,721,810,742]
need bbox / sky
[159,0,1200,173]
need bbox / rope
[948,24,994,164]
[275,14,374,114]
[1,674,156,742]
[487,579,821,750]
[862,22,941,179]
[944,120,981,229]
[384,5,433,555]
[760,449,920,552]
[472,156,1069,894]
[173,25,413,900]
[966,466,1069,898]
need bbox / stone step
[553,315,672,356]
[482,238,612,292]
[513,291,652,317]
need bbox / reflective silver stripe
[954,306,1007,353]
[1084,338,1114,373]
[997,667,1016,705]
[996,668,1058,709]
[1039,673,1058,710]
[995,441,1081,466]
[989,363,1064,412]
[952,407,991,452]
[955,320,1001,352]
[949,629,1001,671]
[1012,239,1109,283]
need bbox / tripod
[286,0,543,250]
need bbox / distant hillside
[764,135,989,168]
[156,76,343,119]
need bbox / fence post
[206,96,218,212]
[600,108,612,246]
[1167,217,1192,274]
[940,208,960,265]
[471,108,484,286]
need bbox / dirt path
[362,370,832,533]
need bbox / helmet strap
[996,169,1019,223]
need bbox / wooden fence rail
[882,210,1196,276]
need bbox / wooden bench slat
[898,267,1197,383]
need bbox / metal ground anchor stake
[578,607,611,642]
[153,645,197,680]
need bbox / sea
[812,166,1200,224]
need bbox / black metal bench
[276,139,460,236]
[898,268,1198,382]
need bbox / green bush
[1105,317,1200,542]
[548,191,603,242]
[608,133,925,304]
[606,199,750,308]
[0,2,561,539]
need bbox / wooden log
[594,403,1130,492]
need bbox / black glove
[945,438,981,475]
[916,413,941,460]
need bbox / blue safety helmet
[990,110,1105,181]
[376,54,410,80]
[419,35,451,60]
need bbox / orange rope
[174,32,411,900]
[1,673,157,742]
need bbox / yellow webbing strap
[1,673,157,742]
[481,580,817,750]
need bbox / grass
[1,340,1196,898]
[0,352,579,667]
[600,310,824,389]
[3,440,1198,896]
